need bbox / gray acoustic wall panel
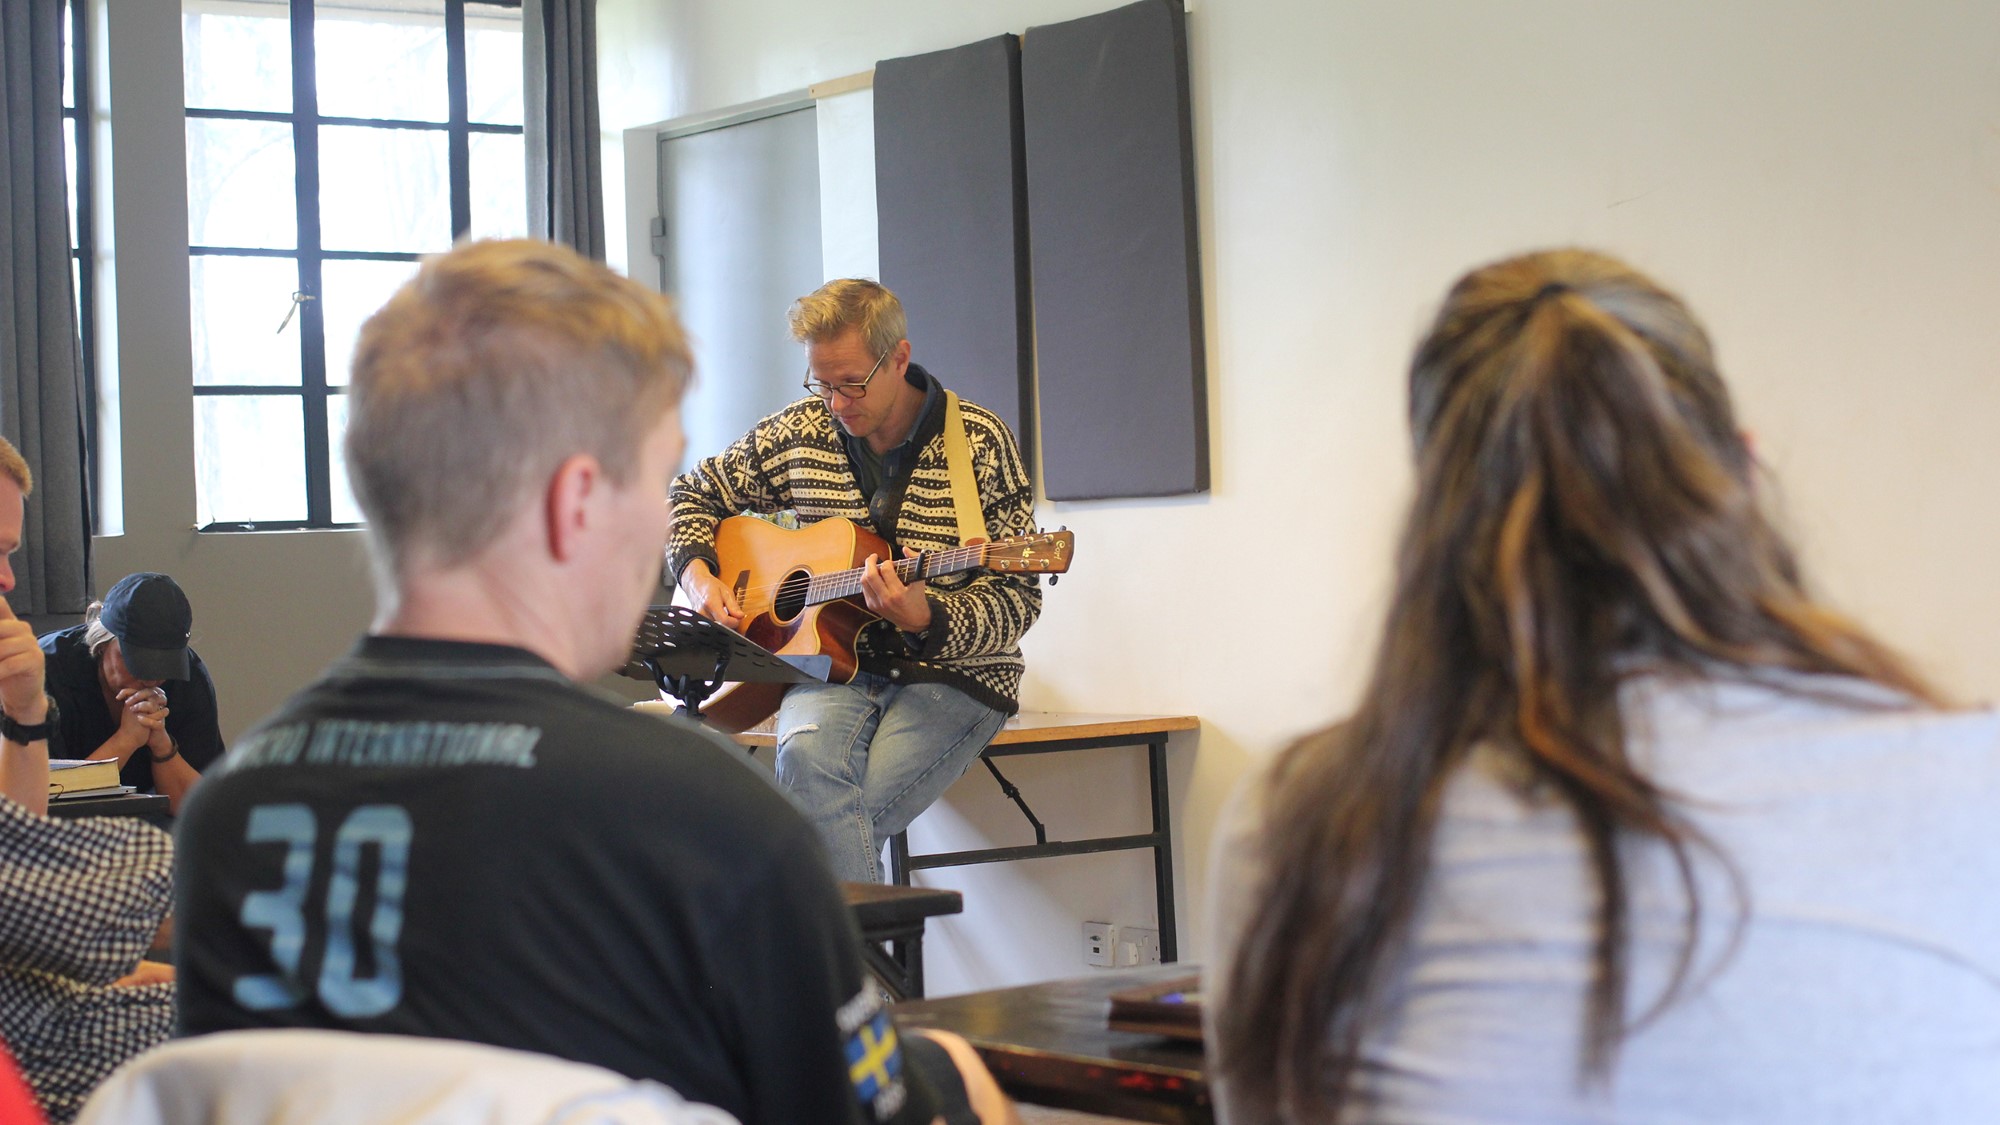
[874,36,1035,463]
[1023,0,1208,500]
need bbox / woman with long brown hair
[1207,249,2000,1122]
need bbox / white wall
[597,0,2000,995]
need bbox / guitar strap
[942,391,988,547]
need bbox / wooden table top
[734,710,1199,748]
[841,881,963,930]
[896,964,1209,1123]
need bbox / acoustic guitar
[693,515,1074,732]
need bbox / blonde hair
[0,438,32,494]
[345,239,693,574]
[786,279,908,356]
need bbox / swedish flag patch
[846,1008,903,1104]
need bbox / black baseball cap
[100,573,193,682]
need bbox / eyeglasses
[803,348,892,401]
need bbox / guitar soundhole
[772,569,811,623]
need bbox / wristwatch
[0,695,60,744]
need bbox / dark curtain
[0,0,91,615]
[524,0,605,260]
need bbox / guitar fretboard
[804,543,988,605]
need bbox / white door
[657,105,824,466]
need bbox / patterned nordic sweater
[667,368,1041,712]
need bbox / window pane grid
[184,107,293,124]
[64,0,100,529]
[191,246,425,262]
[190,255,303,387]
[61,0,75,108]
[189,106,522,136]
[194,394,308,524]
[189,245,305,258]
[184,0,523,530]
[466,2,523,126]
[315,1,448,123]
[182,0,292,113]
[186,117,300,250]
[319,125,452,253]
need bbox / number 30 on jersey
[232,802,413,1018]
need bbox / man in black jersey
[173,240,1014,1125]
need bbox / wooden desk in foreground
[739,712,1200,958]
[896,963,1210,1124]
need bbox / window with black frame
[61,0,100,527]
[182,0,525,530]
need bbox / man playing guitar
[669,279,1042,884]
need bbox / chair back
[76,1030,741,1125]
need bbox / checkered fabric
[0,797,173,1124]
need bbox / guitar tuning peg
[1048,575,1059,585]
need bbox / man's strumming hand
[679,560,746,631]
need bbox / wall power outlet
[1119,926,1162,966]
[1084,922,1163,967]
[1082,921,1117,968]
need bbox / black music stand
[621,605,827,721]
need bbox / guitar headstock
[985,529,1075,574]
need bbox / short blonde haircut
[0,438,32,494]
[345,239,693,575]
[786,279,908,356]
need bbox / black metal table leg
[1148,736,1178,961]
[889,830,912,886]
[863,719,1195,968]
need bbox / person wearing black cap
[39,573,225,813]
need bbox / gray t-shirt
[1205,671,2000,1124]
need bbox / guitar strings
[711,538,1062,608]
[721,544,988,606]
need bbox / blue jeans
[775,673,1007,883]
